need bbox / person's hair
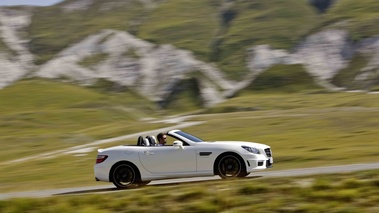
[157,133,165,141]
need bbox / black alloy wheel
[218,155,245,178]
[112,164,137,189]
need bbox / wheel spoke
[117,168,132,184]
[113,164,136,188]
[219,155,242,178]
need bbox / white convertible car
[94,129,273,188]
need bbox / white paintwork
[94,130,273,183]
[139,146,197,173]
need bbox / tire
[111,164,138,189]
[217,154,247,179]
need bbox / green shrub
[244,65,321,92]
[238,184,269,195]
[323,0,379,40]
[174,187,208,202]
[312,178,333,190]
[332,55,369,90]
[334,189,359,202]
[339,178,362,189]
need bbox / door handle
[144,151,154,155]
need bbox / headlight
[242,146,260,154]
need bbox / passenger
[156,133,167,146]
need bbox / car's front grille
[264,148,272,157]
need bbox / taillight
[96,155,108,164]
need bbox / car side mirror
[173,141,184,150]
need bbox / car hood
[208,141,270,149]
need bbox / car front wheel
[217,154,247,179]
[112,164,137,189]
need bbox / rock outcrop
[0,6,378,107]
[36,30,237,106]
[246,30,379,91]
[0,8,34,89]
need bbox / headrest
[143,138,150,146]
[146,136,157,146]
[137,136,144,146]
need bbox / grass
[220,0,318,79]
[138,0,219,61]
[323,0,379,40]
[1,81,379,192]
[332,55,369,90]
[28,0,146,64]
[244,64,322,92]
[0,79,166,162]
[0,79,379,212]
[78,53,109,68]
[0,170,378,212]
[191,108,379,169]
[1,1,378,210]
[205,91,379,113]
[162,78,203,113]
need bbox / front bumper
[246,156,273,171]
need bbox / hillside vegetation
[1,81,379,192]
[244,64,322,92]
[27,0,378,80]
[28,0,146,64]
[0,79,166,161]
[323,0,379,40]
[1,170,379,212]
[0,1,378,207]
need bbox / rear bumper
[94,164,111,182]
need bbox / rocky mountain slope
[0,0,378,107]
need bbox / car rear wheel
[217,154,247,179]
[112,164,137,189]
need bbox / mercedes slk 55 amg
[94,129,273,188]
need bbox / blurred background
[0,0,378,211]
[0,0,63,6]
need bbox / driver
[156,133,167,146]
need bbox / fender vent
[199,152,212,156]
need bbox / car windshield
[175,131,204,142]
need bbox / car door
[138,146,196,173]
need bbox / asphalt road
[1,162,379,200]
